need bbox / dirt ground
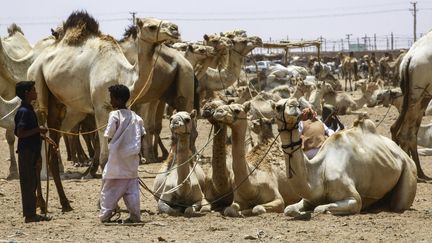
[1,87,432,242]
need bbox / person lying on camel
[298,107,333,159]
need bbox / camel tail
[193,74,201,114]
[400,56,412,117]
[28,62,49,123]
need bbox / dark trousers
[17,149,39,217]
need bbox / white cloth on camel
[103,109,145,179]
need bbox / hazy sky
[1,0,432,48]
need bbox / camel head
[272,98,301,131]
[250,117,274,136]
[202,99,227,124]
[213,103,249,125]
[169,110,197,135]
[136,18,180,43]
[7,23,24,37]
[230,36,263,56]
[188,43,216,58]
[203,34,233,55]
[221,29,247,38]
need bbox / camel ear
[269,100,276,110]
[243,101,251,113]
[136,19,143,28]
[203,34,209,41]
[227,98,236,104]
[172,109,177,115]
[187,44,194,52]
[190,109,197,119]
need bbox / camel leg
[141,103,158,163]
[389,160,417,212]
[46,97,72,212]
[35,156,46,214]
[223,201,241,217]
[313,197,361,215]
[154,101,168,161]
[63,134,72,161]
[284,199,315,217]
[5,129,18,180]
[93,107,110,175]
[242,197,284,216]
[157,193,181,216]
[81,115,96,159]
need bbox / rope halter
[275,99,303,178]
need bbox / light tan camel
[118,25,197,163]
[199,35,262,100]
[29,11,182,211]
[273,98,417,217]
[391,31,432,181]
[153,110,211,216]
[0,96,21,179]
[201,99,234,209]
[2,24,32,59]
[376,88,403,113]
[0,25,55,179]
[338,52,358,91]
[321,82,378,115]
[202,34,233,70]
[213,103,298,217]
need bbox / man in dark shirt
[14,81,51,223]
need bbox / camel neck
[130,41,157,102]
[279,128,313,198]
[258,126,274,143]
[175,134,192,185]
[211,123,230,189]
[229,120,253,188]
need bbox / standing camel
[28,11,183,211]
[338,52,358,91]
[391,31,432,181]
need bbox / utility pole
[129,11,137,25]
[346,34,352,51]
[341,38,344,51]
[391,32,394,50]
[410,2,418,42]
[362,34,368,50]
[386,36,389,50]
[374,34,377,50]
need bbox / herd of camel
[1,10,432,218]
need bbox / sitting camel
[213,103,298,217]
[153,110,210,216]
[376,88,403,113]
[273,97,417,217]
[321,82,378,115]
[201,99,234,209]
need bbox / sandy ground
[1,87,432,242]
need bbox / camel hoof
[62,204,73,212]
[313,205,328,214]
[224,206,240,217]
[252,205,266,215]
[199,205,211,214]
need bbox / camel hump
[353,113,377,133]
[63,10,100,45]
[7,23,24,36]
